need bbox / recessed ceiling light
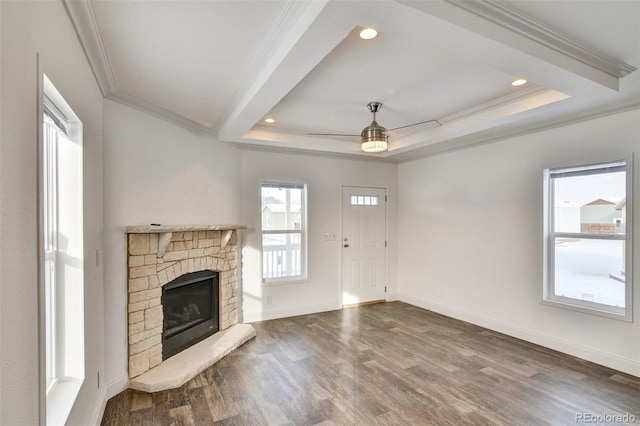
[512,78,527,86]
[359,28,378,40]
[264,118,275,124]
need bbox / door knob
[343,243,350,248]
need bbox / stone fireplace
[125,225,254,392]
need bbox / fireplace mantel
[126,224,247,234]
[127,225,247,255]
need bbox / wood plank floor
[102,302,640,425]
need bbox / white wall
[102,100,241,397]
[397,109,640,376]
[240,150,398,322]
[3,5,636,425]
[0,1,105,424]
[102,105,400,407]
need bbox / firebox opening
[162,270,219,360]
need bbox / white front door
[342,186,387,306]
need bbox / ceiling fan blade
[306,132,360,137]
[387,119,441,132]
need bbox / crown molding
[63,0,639,161]
[235,140,396,163]
[494,97,640,141]
[440,85,553,124]
[63,0,118,96]
[64,0,331,141]
[395,98,640,163]
[106,93,220,140]
[447,0,636,79]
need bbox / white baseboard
[386,291,399,302]
[243,301,340,323]
[92,296,637,424]
[91,374,129,425]
[398,293,640,377]
[89,388,107,426]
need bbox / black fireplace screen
[162,270,219,360]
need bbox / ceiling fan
[307,102,441,153]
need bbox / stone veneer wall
[127,229,239,378]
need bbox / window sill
[262,276,309,287]
[541,298,631,322]
[47,378,83,426]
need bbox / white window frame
[542,157,633,321]
[39,75,85,424]
[261,182,308,284]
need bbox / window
[261,182,307,281]
[543,159,632,320]
[41,76,84,423]
[350,195,379,206]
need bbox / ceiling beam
[216,0,356,142]
[399,0,635,92]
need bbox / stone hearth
[126,224,253,391]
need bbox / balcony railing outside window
[261,182,306,281]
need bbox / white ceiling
[65,0,640,161]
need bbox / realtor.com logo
[576,413,637,423]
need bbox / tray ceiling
[65,0,640,161]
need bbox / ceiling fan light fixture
[361,121,388,152]
[361,139,388,153]
[360,102,388,152]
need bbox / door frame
[340,185,389,307]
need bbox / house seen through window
[261,182,307,281]
[544,159,632,320]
